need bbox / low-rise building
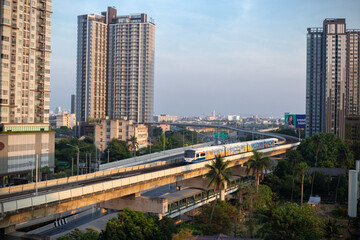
[159,123,171,133]
[154,114,178,122]
[94,120,148,152]
[56,113,76,129]
[0,124,55,186]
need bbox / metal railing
[0,143,299,216]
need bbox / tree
[309,133,324,196]
[246,150,271,192]
[335,143,353,202]
[286,150,302,201]
[100,208,175,240]
[257,202,323,240]
[104,139,131,162]
[294,162,309,206]
[194,200,238,235]
[323,218,343,240]
[57,228,99,240]
[205,155,232,224]
[127,135,139,157]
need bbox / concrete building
[159,122,170,133]
[107,10,155,123]
[76,13,108,123]
[306,19,360,139]
[0,0,52,124]
[154,114,178,122]
[76,7,155,124]
[71,94,76,114]
[0,124,55,186]
[0,0,54,182]
[56,113,76,129]
[94,119,148,152]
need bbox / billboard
[284,114,306,129]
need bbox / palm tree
[287,150,302,201]
[310,134,324,196]
[334,144,352,202]
[295,162,309,206]
[246,150,271,192]
[127,135,139,157]
[205,155,232,224]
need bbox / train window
[196,154,199,158]
[184,150,195,158]
[201,153,205,157]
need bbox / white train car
[184,138,278,164]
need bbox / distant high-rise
[306,19,360,140]
[76,13,107,122]
[71,94,76,114]
[76,7,155,124]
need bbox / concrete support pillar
[0,225,15,236]
[220,182,227,200]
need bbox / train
[184,138,279,164]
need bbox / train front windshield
[184,150,196,158]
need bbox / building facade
[94,119,148,152]
[76,14,107,123]
[71,94,76,114]
[154,114,178,122]
[76,7,155,124]
[0,0,52,124]
[306,19,360,139]
[56,113,76,129]
[0,0,54,182]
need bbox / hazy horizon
[50,0,360,119]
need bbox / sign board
[284,114,306,129]
[213,132,229,138]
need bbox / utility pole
[77,147,79,176]
[163,134,165,151]
[89,153,92,173]
[107,149,110,163]
[71,157,74,176]
[85,153,88,174]
[35,154,38,195]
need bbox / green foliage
[152,127,162,138]
[99,208,175,240]
[194,200,238,235]
[297,133,353,169]
[55,126,73,134]
[242,185,273,212]
[57,228,99,240]
[55,137,96,175]
[205,155,232,192]
[257,202,323,240]
[331,205,348,219]
[272,128,304,138]
[322,218,344,240]
[246,150,271,191]
[104,139,131,162]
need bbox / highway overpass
[0,142,299,235]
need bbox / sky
[50,0,360,118]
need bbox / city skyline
[50,0,360,118]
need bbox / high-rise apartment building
[0,0,54,183]
[76,7,155,125]
[76,13,107,122]
[71,94,76,114]
[306,19,360,140]
[0,0,51,124]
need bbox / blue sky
[50,0,360,118]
